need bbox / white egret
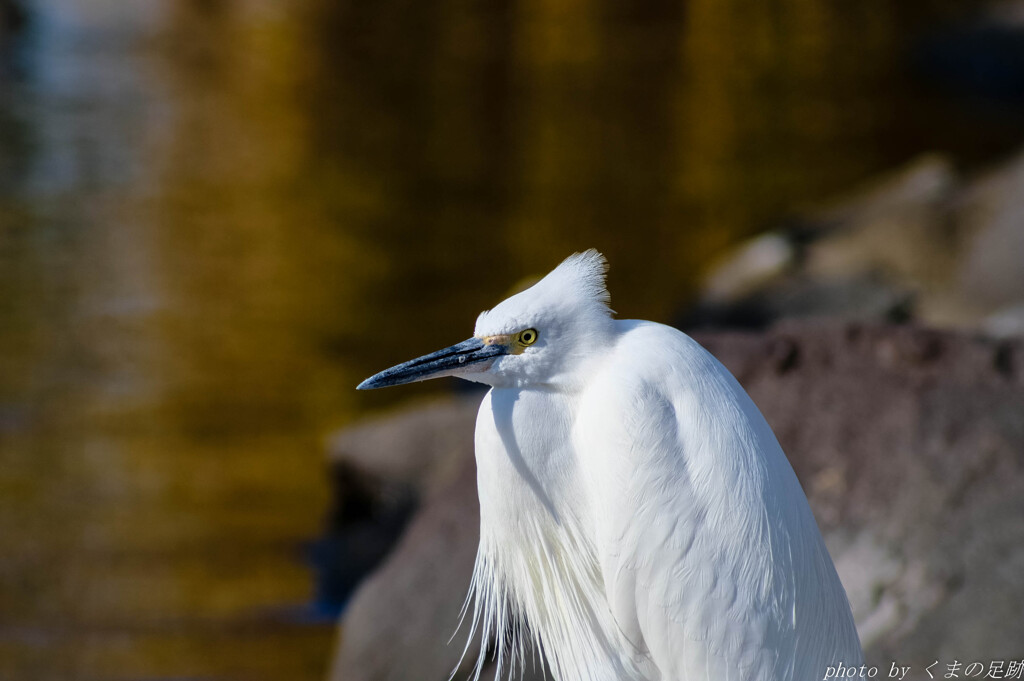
[358,250,862,681]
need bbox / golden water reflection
[0,0,1013,678]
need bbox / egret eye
[519,328,538,346]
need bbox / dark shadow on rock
[313,397,480,618]
[306,459,417,618]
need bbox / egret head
[357,249,615,391]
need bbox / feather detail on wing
[577,322,862,681]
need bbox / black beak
[357,337,508,390]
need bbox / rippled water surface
[0,0,1017,678]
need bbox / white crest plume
[474,249,613,337]
[550,248,613,312]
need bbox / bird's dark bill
[357,336,506,390]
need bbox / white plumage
[359,250,862,681]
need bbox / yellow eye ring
[519,328,538,346]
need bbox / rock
[327,461,482,681]
[984,303,1024,338]
[311,397,479,615]
[327,323,1024,680]
[701,232,798,304]
[327,396,480,499]
[956,151,1024,315]
[307,458,417,616]
[689,150,1024,334]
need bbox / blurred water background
[1,0,1022,679]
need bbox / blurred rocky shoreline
[685,149,1024,336]
[323,148,1024,681]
